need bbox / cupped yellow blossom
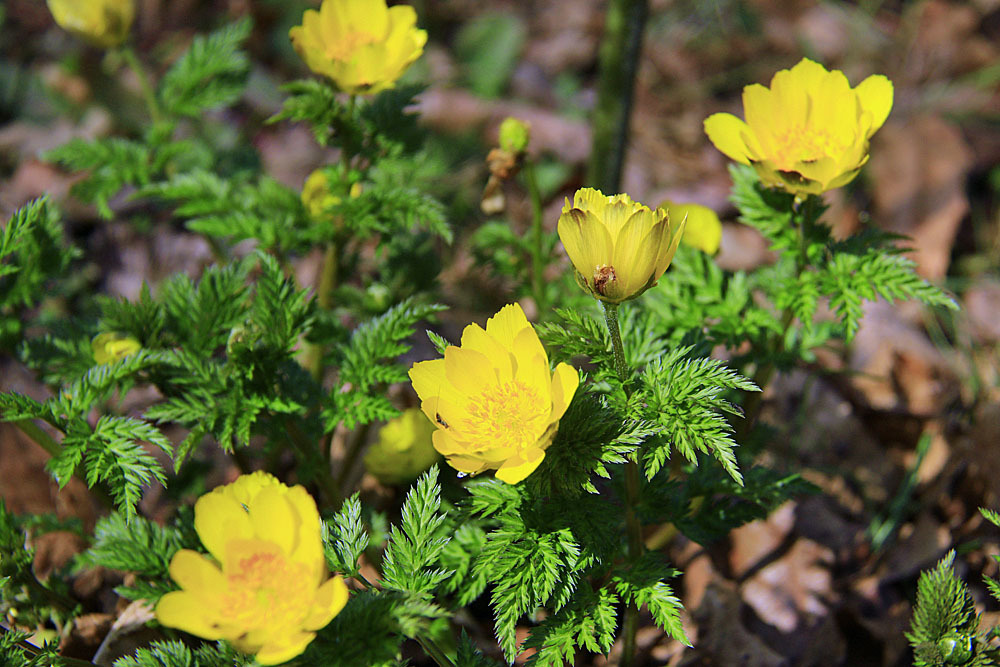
[408,304,579,484]
[364,408,440,484]
[155,472,348,665]
[92,332,141,365]
[557,188,685,304]
[302,168,363,219]
[704,58,893,195]
[289,0,428,95]
[661,201,723,255]
[47,0,135,48]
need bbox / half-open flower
[409,304,579,484]
[704,58,893,195]
[364,408,441,485]
[289,0,427,95]
[92,332,141,365]
[47,0,135,48]
[557,188,685,304]
[660,201,723,255]
[155,472,348,665]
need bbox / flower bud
[47,0,135,48]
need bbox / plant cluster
[0,1,967,666]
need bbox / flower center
[324,30,379,61]
[221,547,313,629]
[771,124,848,168]
[465,380,548,452]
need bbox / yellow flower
[46,0,135,48]
[155,472,349,665]
[364,408,440,484]
[92,332,141,365]
[409,304,579,484]
[704,58,893,195]
[302,169,363,219]
[289,0,427,95]
[557,188,685,304]
[660,201,723,255]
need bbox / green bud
[498,117,530,153]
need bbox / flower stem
[587,0,649,193]
[523,159,546,312]
[305,239,339,383]
[13,419,115,509]
[602,302,644,667]
[120,45,162,124]
[736,194,817,440]
[13,419,61,458]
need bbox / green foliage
[114,640,250,667]
[45,137,153,218]
[0,199,77,348]
[454,13,526,98]
[271,81,426,159]
[380,466,451,599]
[729,164,956,344]
[644,244,780,350]
[907,551,1000,666]
[324,493,370,580]
[642,463,817,545]
[636,346,758,483]
[0,500,77,637]
[611,553,688,646]
[335,169,453,244]
[322,298,445,431]
[0,388,171,521]
[527,391,655,496]
[536,306,613,371]
[75,512,194,601]
[522,583,618,667]
[137,171,307,251]
[158,18,251,118]
[305,589,407,667]
[821,229,958,339]
[468,483,617,663]
[0,626,63,667]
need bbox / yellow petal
[193,492,253,562]
[247,485,296,555]
[445,346,499,395]
[284,485,324,577]
[167,549,226,596]
[155,591,224,640]
[253,632,317,666]
[703,113,753,165]
[495,448,545,484]
[549,363,579,422]
[460,324,513,382]
[557,208,615,283]
[303,576,350,630]
[610,210,662,298]
[484,303,531,349]
[854,74,893,133]
[409,358,468,417]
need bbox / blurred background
[1,1,999,664]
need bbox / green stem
[523,159,546,312]
[286,419,340,508]
[416,636,457,667]
[587,0,650,193]
[13,419,60,458]
[13,420,115,509]
[120,45,162,124]
[335,421,371,498]
[602,302,644,667]
[305,239,340,383]
[736,195,817,440]
[602,302,629,385]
